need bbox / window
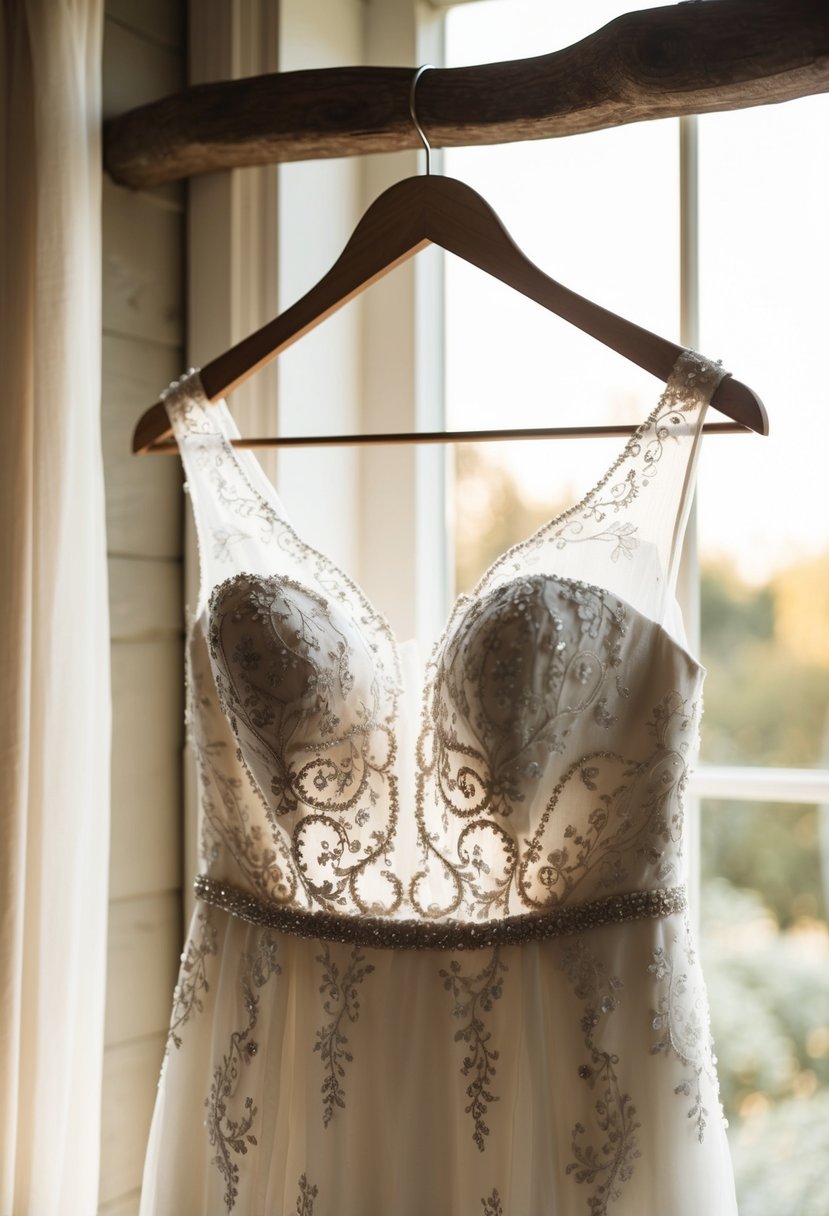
[445,3,829,1211]
[695,97,829,1215]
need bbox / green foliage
[729,1091,829,1216]
[700,562,829,768]
[699,560,829,922]
[700,564,774,661]
[702,880,829,1215]
[699,563,829,1212]
[701,644,829,768]
[453,445,564,593]
[701,801,825,928]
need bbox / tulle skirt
[141,903,737,1215]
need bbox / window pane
[445,2,679,592]
[699,559,829,768]
[697,96,829,768]
[444,12,829,1207]
[701,799,829,1215]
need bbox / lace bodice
[164,350,724,943]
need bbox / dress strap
[161,373,403,703]
[162,370,297,617]
[474,349,726,633]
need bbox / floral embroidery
[166,905,218,1052]
[186,621,297,903]
[474,348,724,589]
[314,942,375,1126]
[649,935,719,1141]
[521,686,694,909]
[205,932,281,1211]
[440,948,507,1151]
[296,1174,318,1215]
[413,579,632,919]
[208,574,403,918]
[415,575,696,923]
[481,1189,503,1215]
[560,940,641,1214]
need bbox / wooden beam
[105,0,829,189]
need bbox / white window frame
[678,114,829,820]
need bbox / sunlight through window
[445,5,829,1210]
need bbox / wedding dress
[140,349,738,1215]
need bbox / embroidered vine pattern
[295,1174,319,1215]
[481,1189,503,1215]
[415,573,696,922]
[440,947,508,1151]
[190,701,298,904]
[166,906,218,1052]
[560,939,641,1214]
[314,942,376,1127]
[649,937,718,1141]
[168,373,405,911]
[643,693,695,868]
[205,933,281,1211]
[165,373,402,698]
[473,349,724,593]
[208,574,404,918]
[413,579,632,919]
[520,688,693,909]
[185,653,229,872]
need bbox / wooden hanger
[133,71,767,454]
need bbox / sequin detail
[473,349,725,595]
[194,873,687,950]
[295,1174,318,1215]
[649,933,720,1141]
[205,933,281,1210]
[166,905,218,1053]
[560,940,642,1213]
[440,948,507,1150]
[314,942,375,1126]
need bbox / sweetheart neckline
[199,567,707,688]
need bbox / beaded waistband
[194,874,687,952]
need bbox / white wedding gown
[140,350,738,1215]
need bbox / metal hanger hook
[409,64,435,175]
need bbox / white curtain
[0,2,109,1213]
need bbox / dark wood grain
[105,0,829,188]
[133,175,767,452]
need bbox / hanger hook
[409,64,434,176]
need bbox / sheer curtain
[0,2,109,1213]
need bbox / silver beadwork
[194,873,687,952]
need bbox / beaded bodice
[164,350,725,943]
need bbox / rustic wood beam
[105,0,829,189]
